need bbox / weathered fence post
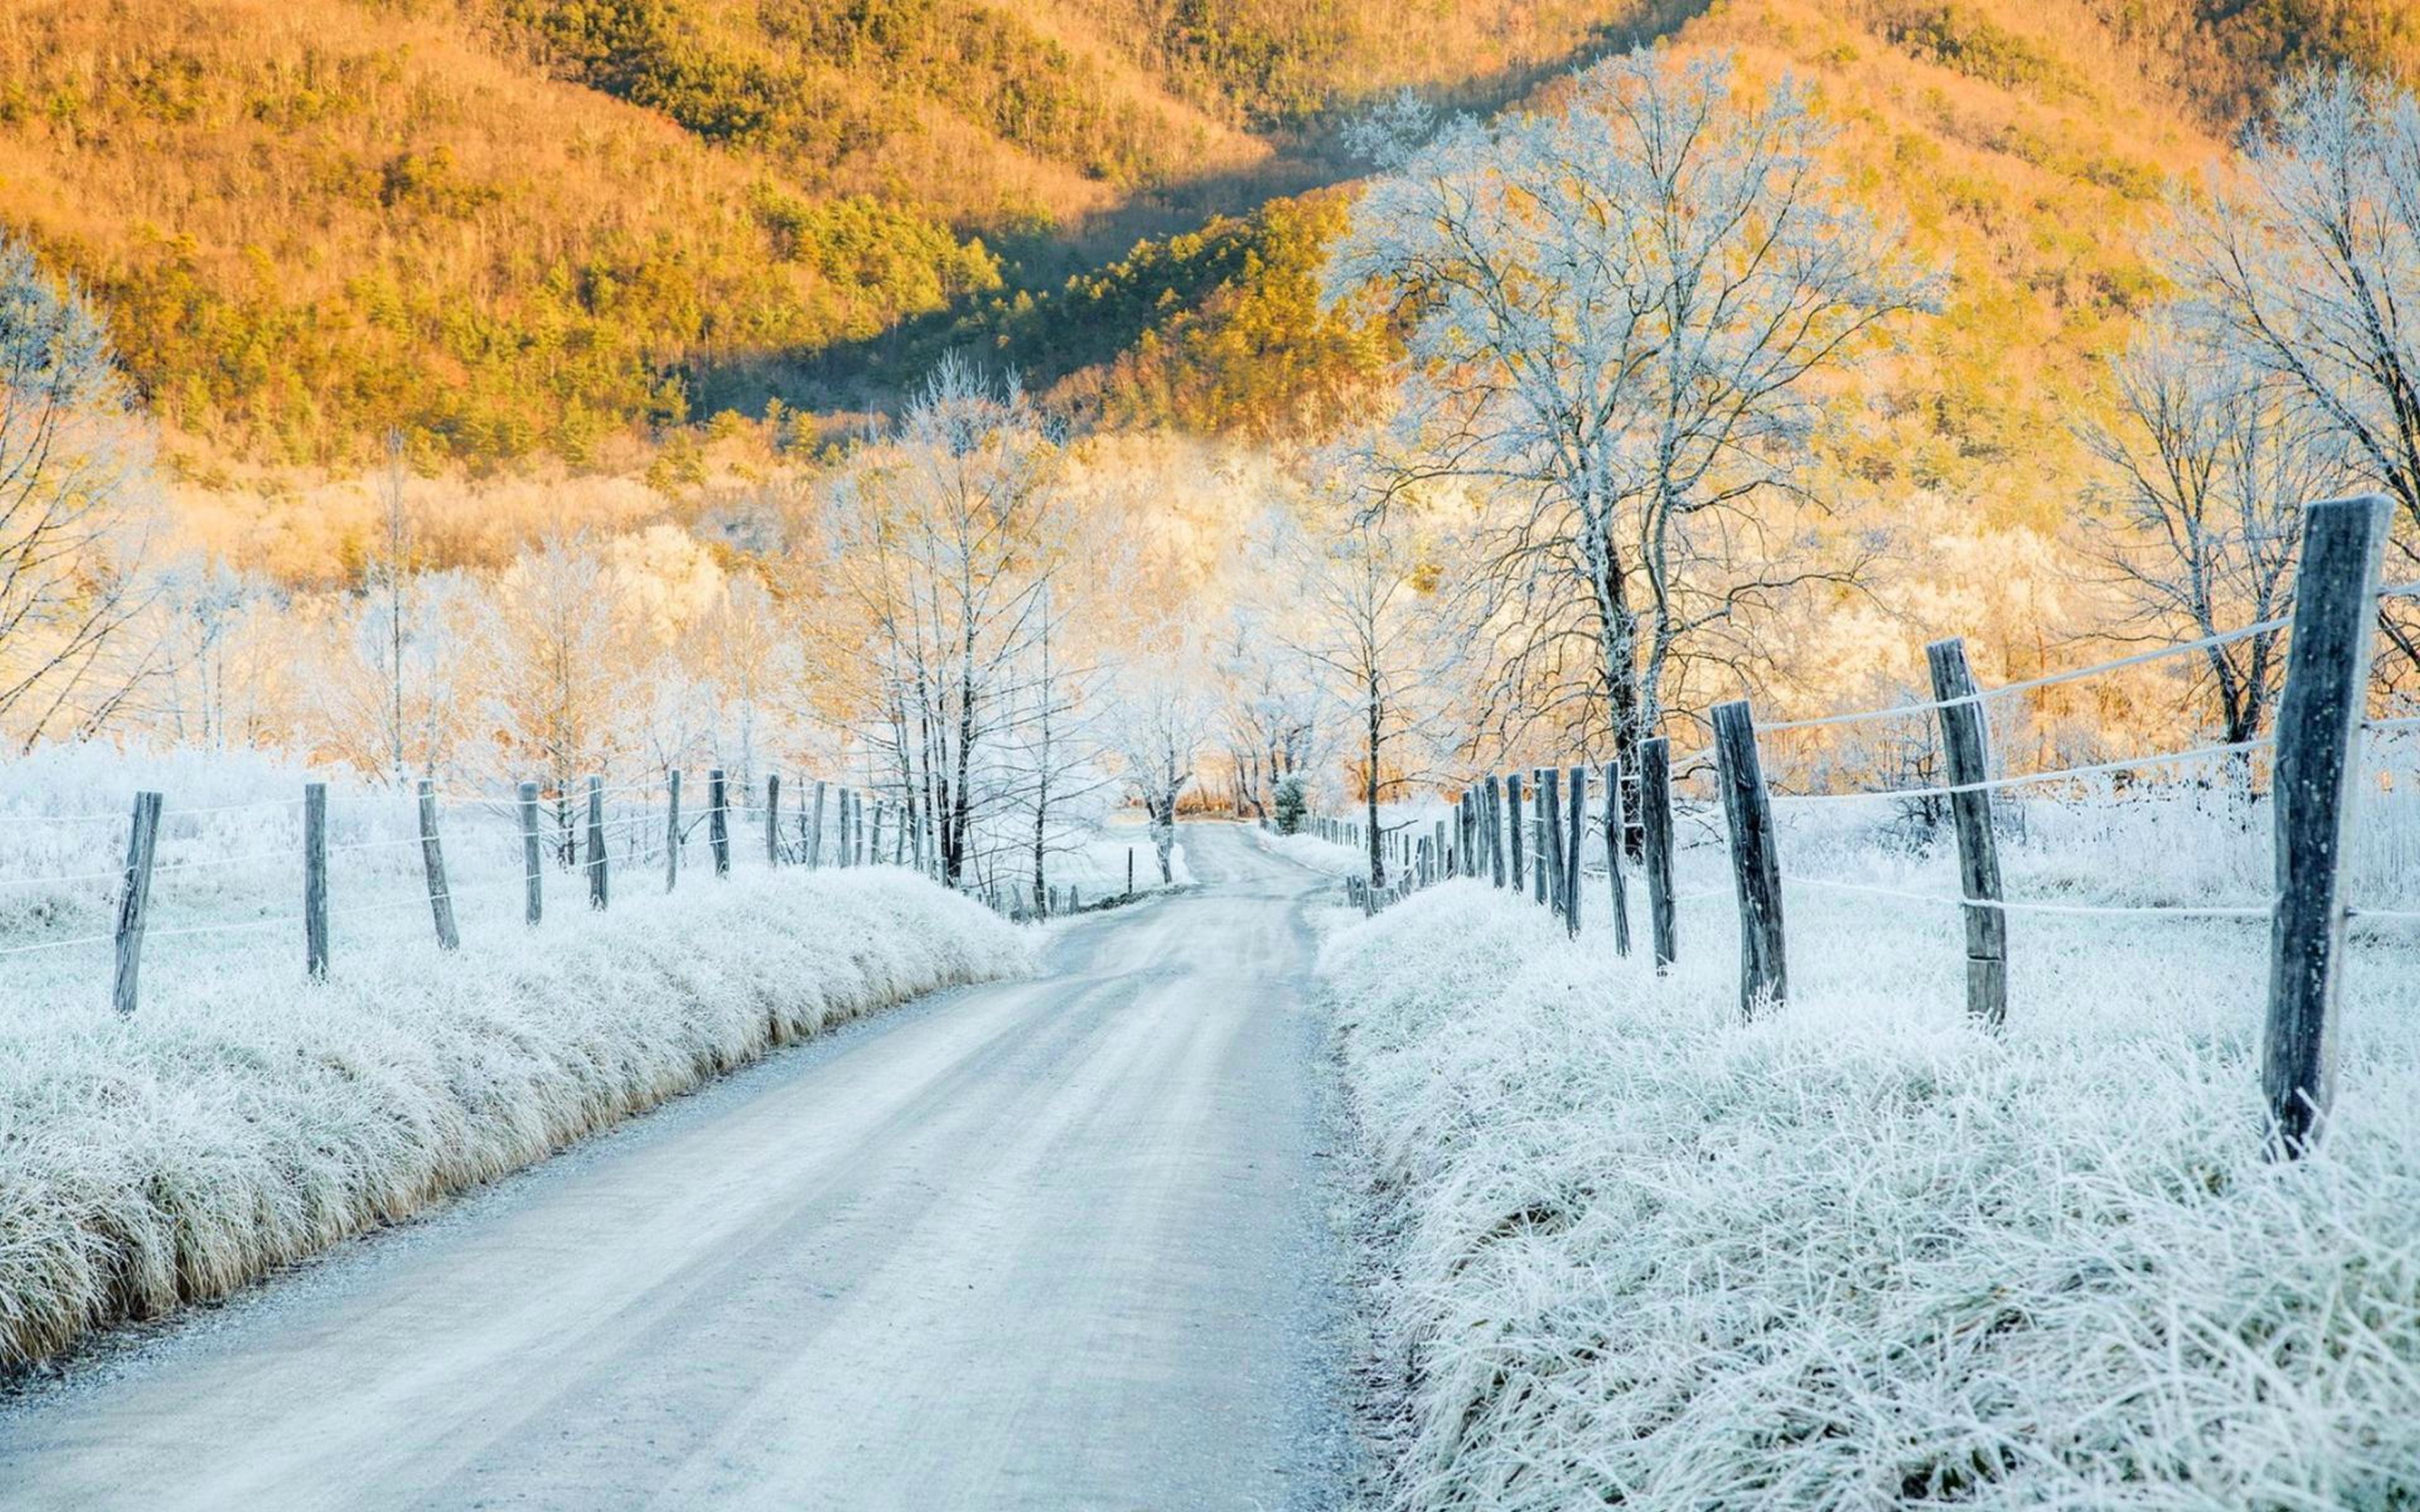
[664,770,682,894]
[1540,767,1565,917]
[1486,774,1506,887]
[709,767,730,878]
[1640,738,1676,970]
[1603,761,1632,957]
[1506,770,1526,893]
[1533,770,1552,908]
[1434,818,1448,883]
[808,779,827,868]
[418,777,460,950]
[2265,493,2392,1157]
[1564,764,1586,937]
[766,773,783,866]
[1127,846,1136,898]
[1928,637,2007,1029]
[304,782,329,980]
[111,790,163,1015]
[519,780,543,925]
[1712,701,1786,1016]
[870,801,886,866]
[585,774,608,910]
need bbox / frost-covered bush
[0,865,1030,1370]
[1328,879,2420,1509]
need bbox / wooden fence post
[1712,701,1786,1016]
[1506,770,1526,893]
[304,782,329,980]
[1928,638,2007,1029]
[110,790,163,1015]
[585,774,608,910]
[664,770,681,893]
[1540,767,1564,916]
[1486,774,1506,887]
[1433,818,1448,882]
[1127,846,1136,897]
[1564,764,1586,937]
[766,773,783,866]
[519,780,543,925]
[1603,761,1632,958]
[2265,493,2392,1157]
[1640,738,1676,970]
[1533,770,1552,907]
[870,801,886,866]
[809,779,827,868]
[418,777,460,950]
[709,767,730,877]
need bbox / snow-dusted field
[0,748,1031,1370]
[1324,799,2420,1508]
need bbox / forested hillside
[0,0,2409,480]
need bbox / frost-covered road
[0,823,1353,1510]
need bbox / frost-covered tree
[2079,324,2341,745]
[1325,49,1939,772]
[817,357,1077,887]
[2167,65,2420,626]
[0,238,158,750]
[1111,642,1216,885]
[1278,504,1460,888]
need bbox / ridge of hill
[0,0,2408,484]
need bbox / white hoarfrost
[0,788,1031,1368]
[1325,876,2420,1509]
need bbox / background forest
[3,0,2419,850]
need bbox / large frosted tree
[1324,49,1939,771]
[2165,66,2420,671]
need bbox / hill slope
[0,0,2404,476]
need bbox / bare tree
[0,238,159,750]
[816,357,1074,888]
[1277,504,1459,888]
[1324,49,1939,772]
[2165,66,2420,670]
[1112,637,1217,885]
[2078,323,2341,746]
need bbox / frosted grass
[1326,874,2420,1508]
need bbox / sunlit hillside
[1,0,2406,502]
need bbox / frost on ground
[1325,869,2420,1509]
[1254,827,1369,878]
[0,841,1030,1370]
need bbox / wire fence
[1325,493,2414,1159]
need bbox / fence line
[1326,494,2403,1160]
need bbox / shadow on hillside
[688,0,1710,423]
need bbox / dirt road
[0,824,1353,1510]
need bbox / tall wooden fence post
[1532,770,1552,907]
[664,770,682,894]
[1640,738,1677,971]
[1928,637,2007,1029]
[766,773,783,866]
[585,774,608,910]
[110,790,163,1015]
[1564,764,1586,937]
[1486,774,1506,887]
[809,780,827,869]
[871,802,887,866]
[1506,770,1526,894]
[418,777,460,951]
[2265,493,2392,1157]
[519,780,543,925]
[709,767,730,877]
[1712,701,1786,1016]
[1603,761,1632,957]
[304,782,329,981]
[1540,767,1564,916]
